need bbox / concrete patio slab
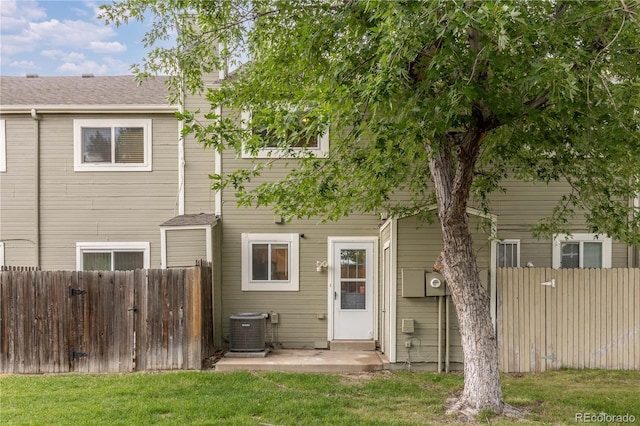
[214,349,389,373]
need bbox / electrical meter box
[402,268,426,297]
[425,272,449,296]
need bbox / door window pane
[340,249,366,310]
[583,242,602,268]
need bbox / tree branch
[525,90,550,110]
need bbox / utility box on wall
[425,272,449,296]
[402,268,426,297]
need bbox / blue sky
[0,0,154,76]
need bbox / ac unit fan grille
[229,313,266,352]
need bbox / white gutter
[0,105,178,114]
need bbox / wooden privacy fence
[497,268,639,372]
[0,264,214,374]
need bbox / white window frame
[0,242,5,266]
[497,239,520,267]
[73,119,153,171]
[76,242,150,271]
[552,233,612,269]
[241,233,300,291]
[240,111,329,159]
[0,119,6,172]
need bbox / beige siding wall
[218,141,381,348]
[490,179,631,268]
[166,228,208,267]
[0,115,37,266]
[33,113,179,270]
[394,215,491,365]
[182,79,219,215]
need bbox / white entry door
[331,240,375,340]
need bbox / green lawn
[1,369,639,425]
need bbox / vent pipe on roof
[26,74,39,78]
[81,74,94,78]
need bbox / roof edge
[0,105,178,114]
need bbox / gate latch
[70,349,88,361]
[68,287,87,297]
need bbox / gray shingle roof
[0,75,171,106]
[161,214,219,227]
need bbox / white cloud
[102,56,132,74]
[41,49,65,59]
[1,0,146,76]
[58,60,109,75]
[28,19,117,49]
[0,0,47,30]
[90,41,127,54]
[9,60,37,69]
[62,52,87,62]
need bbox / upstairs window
[552,234,612,269]
[74,119,152,171]
[497,239,520,267]
[241,110,328,159]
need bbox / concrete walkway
[214,349,389,373]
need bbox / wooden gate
[497,268,640,372]
[0,266,213,374]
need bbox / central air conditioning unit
[229,313,266,352]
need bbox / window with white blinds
[76,242,150,271]
[74,119,152,171]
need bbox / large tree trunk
[428,131,505,416]
[437,213,503,415]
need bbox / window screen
[82,251,144,271]
[497,242,519,267]
[251,242,289,281]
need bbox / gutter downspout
[214,42,225,217]
[214,104,222,217]
[178,82,185,216]
[445,294,450,373]
[438,296,443,373]
[31,109,40,268]
[630,197,639,267]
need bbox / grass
[1,369,639,425]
